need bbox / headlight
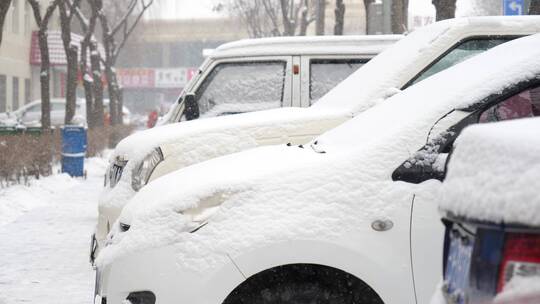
[131,148,164,191]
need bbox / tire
[223,264,383,304]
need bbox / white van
[97,33,540,304]
[94,35,400,251]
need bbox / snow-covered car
[94,34,401,250]
[433,118,540,304]
[94,16,540,259]
[95,33,540,304]
[0,98,86,127]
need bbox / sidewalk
[0,158,106,304]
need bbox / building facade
[0,0,35,112]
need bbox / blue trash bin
[61,125,87,177]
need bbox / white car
[95,16,540,257]
[0,98,86,127]
[96,33,540,304]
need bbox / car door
[299,55,370,107]
[189,56,293,118]
[393,81,540,304]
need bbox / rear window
[310,59,366,104]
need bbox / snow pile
[0,155,108,227]
[440,118,540,226]
[98,34,540,270]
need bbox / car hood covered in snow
[439,117,540,226]
[97,34,540,269]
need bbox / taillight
[497,233,540,292]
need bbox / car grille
[108,160,127,188]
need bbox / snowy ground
[0,157,107,304]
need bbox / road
[0,158,106,304]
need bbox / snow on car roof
[439,118,540,226]
[313,16,540,115]
[98,34,540,269]
[212,35,402,58]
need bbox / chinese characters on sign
[117,68,198,89]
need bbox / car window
[309,59,366,104]
[26,104,41,113]
[409,38,514,86]
[195,61,286,117]
[51,103,65,111]
[479,86,540,123]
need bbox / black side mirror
[184,93,200,121]
[392,151,449,184]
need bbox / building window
[0,75,6,112]
[25,78,31,104]
[13,77,20,110]
[12,0,19,34]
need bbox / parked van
[95,17,540,261]
[96,33,540,304]
[436,119,540,304]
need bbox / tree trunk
[316,0,326,35]
[279,0,294,35]
[37,30,52,130]
[334,0,346,35]
[530,0,540,14]
[299,0,309,35]
[80,42,94,128]
[363,0,374,34]
[0,0,12,45]
[432,0,456,21]
[90,43,104,128]
[391,0,409,34]
[64,44,78,125]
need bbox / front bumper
[94,245,245,304]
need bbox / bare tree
[58,0,82,125]
[391,0,408,34]
[315,0,325,35]
[363,0,374,34]
[97,0,152,145]
[0,0,12,45]
[432,0,456,21]
[530,0,540,14]
[227,0,316,37]
[334,0,345,35]
[75,0,104,128]
[27,0,62,130]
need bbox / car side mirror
[392,151,449,184]
[184,93,200,121]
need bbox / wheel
[223,265,383,304]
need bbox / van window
[51,103,65,111]
[310,59,366,104]
[409,38,514,86]
[195,61,286,117]
[479,86,540,123]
